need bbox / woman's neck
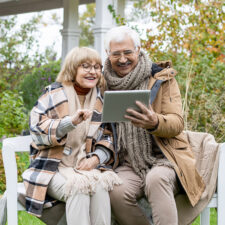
[73,83,90,95]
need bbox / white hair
[104,26,141,54]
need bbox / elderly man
[103,26,205,225]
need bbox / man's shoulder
[155,60,172,69]
[152,61,177,81]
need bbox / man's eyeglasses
[80,63,102,73]
[109,49,136,59]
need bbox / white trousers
[47,171,111,225]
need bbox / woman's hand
[71,109,92,125]
[77,156,100,171]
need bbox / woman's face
[76,61,102,89]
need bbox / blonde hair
[56,47,102,83]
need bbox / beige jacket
[149,63,220,224]
[148,65,205,206]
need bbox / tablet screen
[102,90,151,122]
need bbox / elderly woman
[22,47,121,225]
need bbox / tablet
[102,90,151,122]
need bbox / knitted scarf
[104,51,171,180]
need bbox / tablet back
[102,90,151,122]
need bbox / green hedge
[0,90,28,138]
[174,54,225,142]
[19,60,61,110]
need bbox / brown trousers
[110,165,180,225]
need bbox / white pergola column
[61,0,80,62]
[93,0,116,63]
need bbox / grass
[13,209,217,225]
[17,211,45,225]
[192,209,217,225]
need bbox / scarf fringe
[62,169,122,200]
[99,171,122,191]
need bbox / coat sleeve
[150,77,184,138]
[94,123,118,168]
[29,88,67,149]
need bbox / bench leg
[0,192,7,225]
[200,207,210,225]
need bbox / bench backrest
[2,135,32,225]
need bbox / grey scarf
[104,51,171,180]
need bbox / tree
[129,1,224,61]
[0,14,57,92]
[0,14,59,138]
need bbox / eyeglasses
[109,49,136,59]
[80,63,102,73]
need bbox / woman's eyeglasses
[81,63,102,73]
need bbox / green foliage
[136,1,224,61]
[108,4,126,25]
[0,150,30,195]
[16,152,30,183]
[174,54,225,142]
[19,60,61,110]
[0,16,40,66]
[0,90,28,138]
[0,16,38,92]
[79,3,95,47]
[0,15,58,94]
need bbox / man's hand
[77,156,99,171]
[72,109,92,125]
[124,101,159,130]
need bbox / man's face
[108,37,140,77]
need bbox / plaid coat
[22,82,117,217]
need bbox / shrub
[0,90,28,138]
[174,54,225,142]
[19,60,61,110]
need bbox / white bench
[200,142,225,225]
[2,135,225,225]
